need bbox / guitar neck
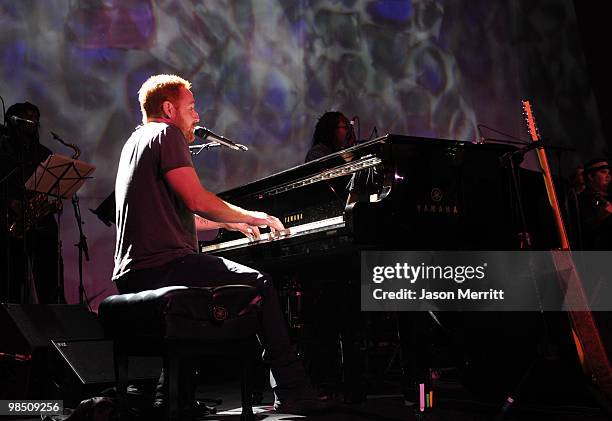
[522,100,569,249]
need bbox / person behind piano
[305,111,381,204]
[305,111,355,162]
[112,74,327,415]
[302,110,379,400]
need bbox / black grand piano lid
[217,134,517,202]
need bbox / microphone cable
[366,125,379,142]
[351,115,360,143]
[0,94,5,126]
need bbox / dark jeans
[115,253,306,396]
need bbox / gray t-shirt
[305,143,335,162]
[112,122,197,280]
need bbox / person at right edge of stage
[577,158,611,249]
[112,74,328,416]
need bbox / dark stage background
[0,0,608,308]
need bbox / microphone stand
[189,141,249,155]
[189,142,223,156]
[72,193,90,307]
[52,131,90,307]
[0,161,18,302]
[15,126,32,303]
[497,138,576,248]
[483,137,576,152]
[499,142,543,249]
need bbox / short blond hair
[138,74,192,123]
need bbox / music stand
[26,154,95,199]
[25,154,95,304]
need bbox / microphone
[350,116,361,144]
[10,115,38,126]
[475,125,486,144]
[498,141,542,167]
[193,126,248,151]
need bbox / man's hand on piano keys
[248,211,287,238]
[221,222,261,241]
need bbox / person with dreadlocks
[305,111,355,162]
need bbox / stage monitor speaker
[0,303,103,354]
[1,304,161,404]
[50,339,161,407]
[52,339,161,384]
[0,303,104,399]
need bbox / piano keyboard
[200,215,346,254]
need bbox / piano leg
[396,312,434,404]
[271,252,375,402]
[275,271,366,401]
[338,295,368,403]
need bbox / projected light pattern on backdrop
[0,0,604,307]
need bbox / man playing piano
[112,74,324,414]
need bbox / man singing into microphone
[113,74,323,415]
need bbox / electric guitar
[522,100,612,399]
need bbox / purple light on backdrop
[65,1,155,49]
[0,0,603,308]
[368,0,413,24]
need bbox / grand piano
[199,134,553,270]
[199,134,563,398]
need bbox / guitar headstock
[521,100,540,142]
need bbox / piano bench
[98,285,262,421]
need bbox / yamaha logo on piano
[416,187,459,215]
[416,204,459,215]
[284,213,304,224]
[431,188,443,202]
